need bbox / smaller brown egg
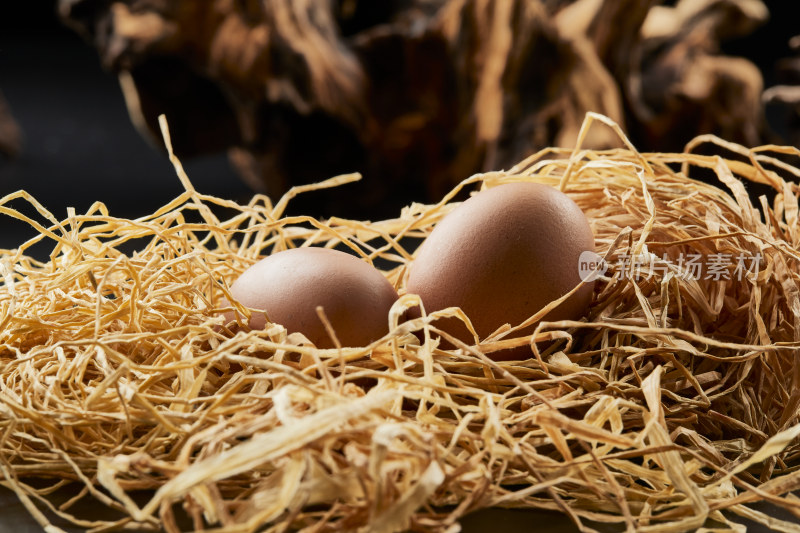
[406,182,595,360]
[228,247,399,348]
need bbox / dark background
[0,1,252,257]
[2,1,799,258]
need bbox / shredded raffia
[1,113,800,532]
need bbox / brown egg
[229,247,399,348]
[405,182,595,360]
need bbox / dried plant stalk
[1,113,800,532]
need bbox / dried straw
[1,113,800,532]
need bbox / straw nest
[2,113,800,532]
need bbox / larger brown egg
[229,247,399,348]
[405,182,595,360]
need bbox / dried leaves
[0,114,800,531]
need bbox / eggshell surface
[405,182,595,359]
[229,247,399,348]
